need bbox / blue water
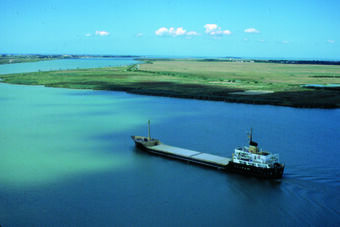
[1,60,340,226]
[0,57,138,74]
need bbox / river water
[1,59,340,226]
[0,57,138,74]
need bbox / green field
[1,59,340,108]
[139,60,340,91]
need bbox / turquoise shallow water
[1,84,137,188]
[1,59,340,226]
[0,57,137,74]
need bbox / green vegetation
[1,59,340,108]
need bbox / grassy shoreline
[1,59,339,108]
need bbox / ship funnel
[148,120,151,140]
[248,128,258,151]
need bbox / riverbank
[0,59,339,108]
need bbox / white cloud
[174,27,186,36]
[244,28,260,33]
[204,24,231,36]
[136,33,143,37]
[155,27,168,36]
[155,24,233,38]
[210,30,231,35]
[85,33,92,37]
[155,27,199,37]
[95,31,110,36]
[204,24,218,33]
[187,31,199,36]
[328,40,335,44]
[281,40,289,44]
[223,30,231,35]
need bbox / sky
[1,0,340,59]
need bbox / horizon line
[1,53,340,62]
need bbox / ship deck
[148,144,231,168]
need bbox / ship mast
[248,128,253,144]
[148,120,151,140]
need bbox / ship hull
[227,161,284,179]
[133,139,147,150]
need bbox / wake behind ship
[132,121,285,179]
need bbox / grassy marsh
[1,59,339,108]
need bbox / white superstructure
[232,146,280,168]
[231,129,281,169]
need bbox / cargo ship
[131,121,284,179]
